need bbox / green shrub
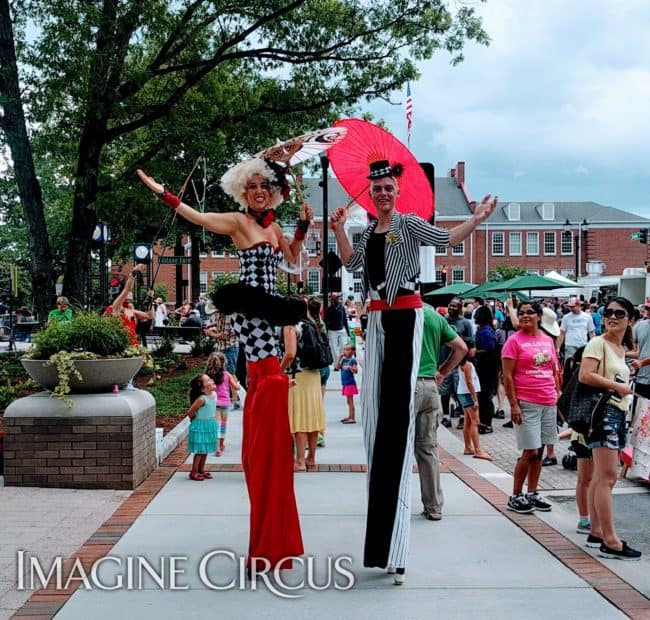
[151,335,175,358]
[190,334,214,357]
[29,312,130,359]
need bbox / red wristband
[160,190,181,210]
[294,228,306,241]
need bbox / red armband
[160,190,181,210]
[294,228,306,241]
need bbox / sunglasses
[518,310,538,316]
[603,308,628,319]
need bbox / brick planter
[3,390,156,489]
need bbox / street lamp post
[319,152,329,312]
[563,218,589,279]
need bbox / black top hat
[367,159,403,180]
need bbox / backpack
[296,320,333,370]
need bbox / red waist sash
[368,294,422,312]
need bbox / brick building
[122,162,650,304]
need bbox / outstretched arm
[110,264,145,316]
[448,195,498,246]
[137,169,240,236]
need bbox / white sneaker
[393,569,405,586]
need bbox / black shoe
[541,457,558,466]
[526,492,552,512]
[456,417,464,430]
[478,425,493,434]
[507,494,534,514]
[494,409,505,419]
[502,420,514,428]
[598,541,642,561]
[585,534,603,548]
[441,417,452,428]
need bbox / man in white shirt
[556,298,595,359]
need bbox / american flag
[405,82,413,146]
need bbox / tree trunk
[190,227,200,302]
[0,0,55,322]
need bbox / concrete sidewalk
[5,368,650,619]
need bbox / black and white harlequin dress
[230,243,283,361]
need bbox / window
[305,231,320,256]
[435,268,444,283]
[526,232,539,255]
[352,271,363,293]
[307,269,320,294]
[452,268,465,283]
[211,271,224,280]
[492,232,504,256]
[328,235,337,254]
[451,242,465,256]
[544,269,555,276]
[544,231,556,255]
[435,245,448,255]
[199,271,208,294]
[526,269,540,275]
[541,202,555,221]
[211,249,225,258]
[560,268,574,279]
[509,232,522,256]
[506,202,520,221]
[351,232,363,245]
[561,231,573,255]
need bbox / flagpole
[405,82,413,147]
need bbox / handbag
[559,339,612,434]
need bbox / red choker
[248,208,275,228]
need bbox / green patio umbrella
[424,282,477,297]
[482,274,574,295]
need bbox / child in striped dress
[206,352,241,456]
[187,374,218,481]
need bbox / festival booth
[622,396,650,482]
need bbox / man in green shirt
[415,303,467,521]
[47,297,73,326]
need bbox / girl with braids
[137,158,310,571]
[578,296,641,560]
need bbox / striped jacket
[346,211,451,307]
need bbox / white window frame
[509,232,522,256]
[435,245,448,255]
[492,232,505,256]
[451,267,465,283]
[199,271,208,294]
[211,250,225,258]
[561,231,574,255]
[560,268,575,279]
[307,269,320,294]
[526,231,539,256]
[451,241,465,256]
[544,269,555,276]
[435,268,444,283]
[526,269,540,275]
[544,231,556,256]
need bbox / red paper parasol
[327,118,434,220]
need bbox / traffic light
[641,229,648,244]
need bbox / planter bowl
[21,357,143,393]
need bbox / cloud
[365,0,650,215]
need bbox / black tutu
[211,283,304,326]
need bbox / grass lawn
[147,361,207,416]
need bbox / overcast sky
[364,0,650,217]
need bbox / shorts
[319,366,331,387]
[514,399,558,451]
[438,368,459,397]
[457,393,477,408]
[587,403,626,451]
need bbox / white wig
[220,157,285,210]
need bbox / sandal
[473,453,493,461]
[200,471,213,479]
[189,472,204,481]
[294,464,307,472]
[341,418,356,424]
[463,450,475,455]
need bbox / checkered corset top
[231,243,283,361]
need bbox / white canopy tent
[529,270,580,298]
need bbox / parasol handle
[344,184,369,210]
[287,165,307,211]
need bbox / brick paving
[446,411,640,491]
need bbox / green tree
[3,0,489,306]
[487,263,526,282]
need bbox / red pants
[242,357,303,568]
